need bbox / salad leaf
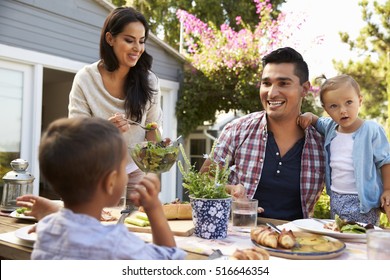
[16,207,29,214]
[340,224,366,234]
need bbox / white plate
[14,225,37,243]
[292,219,381,241]
[10,210,37,221]
[252,231,346,260]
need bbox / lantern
[1,159,35,212]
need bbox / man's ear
[302,81,311,97]
[103,170,118,195]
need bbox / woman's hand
[109,113,129,133]
[16,195,62,221]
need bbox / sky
[280,0,367,79]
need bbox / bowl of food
[130,138,180,173]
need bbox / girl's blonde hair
[318,74,361,105]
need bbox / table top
[0,212,289,260]
[0,212,369,260]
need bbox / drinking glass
[231,199,258,230]
[366,229,390,260]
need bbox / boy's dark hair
[100,7,157,123]
[39,117,126,206]
[261,47,309,84]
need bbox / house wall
[0,0,184,203]
[0,0,183,82]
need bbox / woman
[68,7,162,184]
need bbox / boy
[31,117,186,259]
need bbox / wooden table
[0,214,287,260]
[0,215,35,260]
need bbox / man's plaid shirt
[213,111,325,218]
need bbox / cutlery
[266,222,282,234]
[266,222,300,248]
[117,204,137,225]
[311,218,328,225]
[125,118,157,131]
[208,249,228,260]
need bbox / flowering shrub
[175,0,323,136]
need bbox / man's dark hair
[261,47,309,84]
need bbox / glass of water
[231,198,258,231]
[366,229,390,259]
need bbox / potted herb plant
[178,142,232,239]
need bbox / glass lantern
[1,159,35,212]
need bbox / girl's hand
[380,190,390,220]
[297,113,313,129]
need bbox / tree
[124,0,285,50]
[334,0,389,132]
[175,0,322,136]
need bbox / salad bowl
[130,139,179,173]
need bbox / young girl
[28,117,186,260]
[298,74,390,225]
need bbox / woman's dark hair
[261,47,309,85]
[39,117,126,206]
[100,7,156,122]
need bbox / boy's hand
[16,195,62,221]
[129,173,161,211]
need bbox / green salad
[335,214,374,234]
[130,139,179,173]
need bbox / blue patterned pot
[190,196,232,239]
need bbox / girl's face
[107,21,146,68]
[322,84,363,133]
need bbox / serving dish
[9,210,36,221]
[292,219,382,242]
[252,231,346,260]
[14,225,37,243]
[130,140,179,173]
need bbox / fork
[125,118,157,131]
[117,204,137,224]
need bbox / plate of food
[10,207,36,221]
[15,225,37,243]
[251,225,346,260]
[292,215,382,241]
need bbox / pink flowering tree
[176,0,322,136]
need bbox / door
[0,60,40,196]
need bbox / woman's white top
[68,61,162,170]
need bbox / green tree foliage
[175,1,322,136]
[334,0,389,127]
[111,0,127,7]
[125,0,284,49]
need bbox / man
[201,47,325,220]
